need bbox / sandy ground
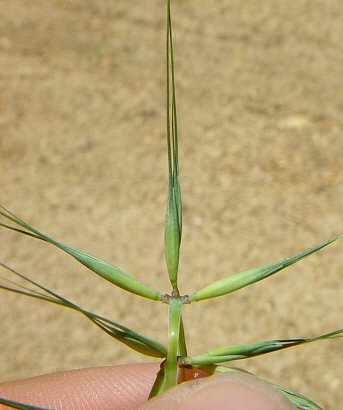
[0,0,343,408]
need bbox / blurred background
[0,0,342,407]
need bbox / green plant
[0,1,342,409]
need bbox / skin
[0,363,295,410]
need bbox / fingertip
[0,363,160,410]
[141,372,296,410]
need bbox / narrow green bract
[0,206,163,302]
[59,244,163,301]
[0,262,167,358]
[164,0,182,293]
[190,233,343,302]
[186,329,343,365]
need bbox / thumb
[140,372,296,410]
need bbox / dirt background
[0,0,342,408]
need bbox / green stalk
[164,298,182,389]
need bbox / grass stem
[164,298,182,389]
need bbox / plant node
[162,293,190,304]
